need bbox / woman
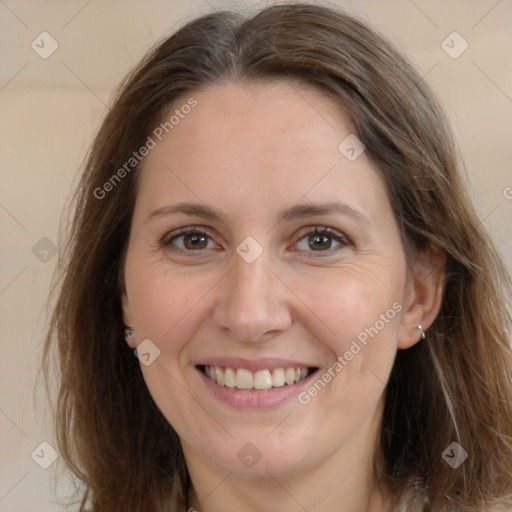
[43,3,512,511]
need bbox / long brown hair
[43,3,512,511]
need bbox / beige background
[0,0,511,510]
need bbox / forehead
[135,80,389,224]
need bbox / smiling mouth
[198,365,318,391]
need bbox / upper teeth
[204,365,309,391]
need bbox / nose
[212,250,293,343]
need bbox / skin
[121,80,445,512]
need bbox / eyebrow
[278,202,371,225]
[146,202,225,223]
[145,201,371,226]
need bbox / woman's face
[122,80,420,478]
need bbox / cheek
[286,265,403,436]
[126,265,224,438]
[283,261,404,376]
[292,261,402,328]
[126,257,219,345]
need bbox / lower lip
[196,367,318,408]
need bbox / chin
[202,429,315,477]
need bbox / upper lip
[195,357,320,372]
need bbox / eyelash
[160,225,350,257]
[160,226,214,255]
[293,226,350,255]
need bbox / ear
[121,291,137,348]
[397,245,446,349]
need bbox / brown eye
[183,233,208,250]
[293,227,349,254]
[308,233,333,251]
[162,228,217,252]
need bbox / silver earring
[125,326,134,340]
[416,325,426,340]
